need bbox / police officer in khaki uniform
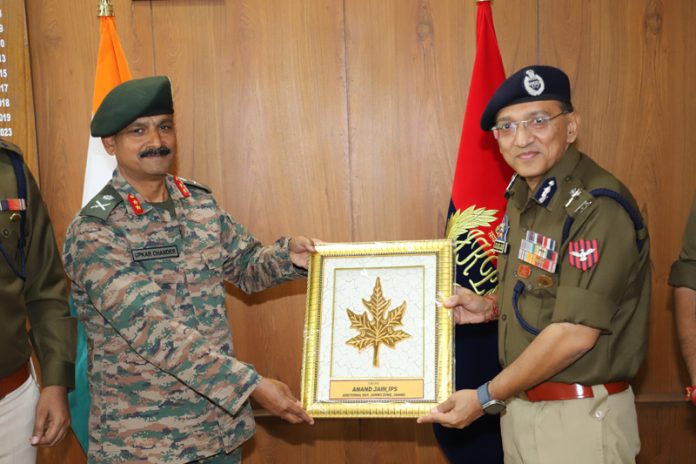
[419,66,650,463]
[0,140,76,463]
[669,194,696,406]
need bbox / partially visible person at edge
[0,139,76,463]
[62,76,314,463]
[419,65,650,464]
[669,193,696,407]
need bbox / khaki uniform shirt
[63,170,305,463]
[496,145,651,385]
[0,140,75,386]
[669,193,696,290]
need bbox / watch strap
[477,381,492,407]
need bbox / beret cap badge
[479,65,572,131]
[523,69,545,96]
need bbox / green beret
[91,76,174,137]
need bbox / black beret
[91,76,174,137]
[480,65,572,130]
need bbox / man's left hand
[31,385,71,447]
[289,236,317,269]
[416,389,483,429]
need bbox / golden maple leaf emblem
[346,277,410,367]
[446,205,499,239]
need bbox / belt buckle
[575,383,592,399]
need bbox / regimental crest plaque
[301,240,454,418]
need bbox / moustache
[139,146,172,158]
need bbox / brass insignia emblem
[517,264,532,279]
[536,275,554,288]
[446,206,498,240]
[346,277,410,367]
[446,206,501,294]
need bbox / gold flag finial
[98,0,114,17]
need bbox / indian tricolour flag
[69,1,131,452]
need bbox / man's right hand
[444,286,495,324]
[251,377,314,425]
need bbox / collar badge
[535,178,557,206]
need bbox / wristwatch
[477,381,506,415]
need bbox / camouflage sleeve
[23,168,76,388]
[63,217,259,415]
[220,212,306,293]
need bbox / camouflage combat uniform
[63,170,305,463]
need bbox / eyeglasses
[491,111,568,140]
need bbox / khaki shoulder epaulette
[178,176,212,193]
[80,184,123,221]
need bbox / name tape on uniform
[131,245,180,262]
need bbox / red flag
[435,2,510,461]
[448,1,513,253]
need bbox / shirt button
[594,410,604,419]
[501,314,507,321]
[2,229,9,238]
[564,176,572,182]
[527,284,533,291]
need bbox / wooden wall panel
[24,0,155,461]
[342,1,535,461]
[0,0,39,174]
[637,402,696,463]
[539,0,696,458]
[146,1,355,462]
[26,0,155,245]
[346,0,459,243]
[491,0,539,72]
[22,0,696,463]
[539,0,696,396]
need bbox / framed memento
[301,240,454,418]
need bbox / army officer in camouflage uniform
[63,76,314,463]
[419,66,650,463]
[1,140,75,462]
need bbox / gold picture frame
[301,240,454,418]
